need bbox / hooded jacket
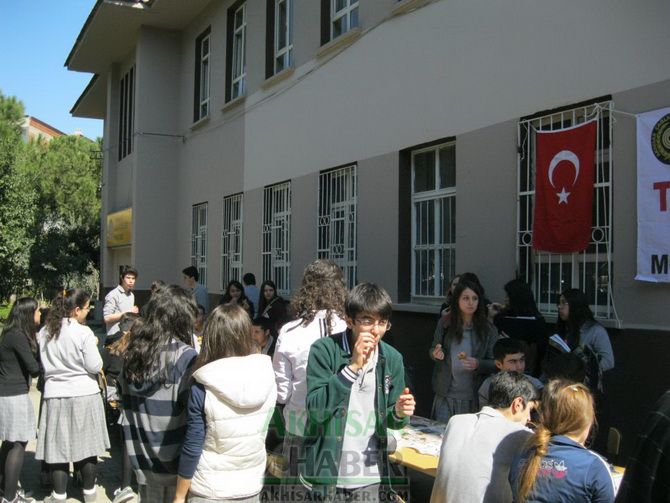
[189,354,277,499]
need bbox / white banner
[636,106,670,282]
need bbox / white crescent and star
[547,150,580,205]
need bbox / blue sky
[0,1,103,139]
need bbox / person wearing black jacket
[0,297,41,503]
[491,279,547,377]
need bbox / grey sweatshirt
[38,318,102,399]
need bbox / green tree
[29,134,101,297]
[0,91,37,301]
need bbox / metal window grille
[517,100,613,319]
[331,0,359,40]
[118,66,134,160]
[231,4,247,99]
[411,143,456,299]
[222,194,243,287]
[263,182,291,296]
[191,203,208,286]
[198,33,210,120]
[274,0,293,74]
[318,165,357,288]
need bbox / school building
[67,0,670,459]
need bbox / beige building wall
[90,0,670,329]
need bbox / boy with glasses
[301,283,415,501]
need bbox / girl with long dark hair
[509,380,615,502]
[175,304,277,502]
[218,280,254,317]
[256,280,287,335]
[0,298,41,503]
[491,279,547,376]
[430,279,499,423]
[120,285,198,502]
[36,290,109,503]
[555,288,614,391]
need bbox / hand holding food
[351,333,377,371]
[461,356,479,371]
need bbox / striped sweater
[119,339,197,486]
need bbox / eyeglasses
[354,318,391,330]
[557,301,569,308]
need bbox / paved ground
[22,385,129,502]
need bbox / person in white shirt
[103,265,139,345]
[272,259,348,479]
[431,371,539,503]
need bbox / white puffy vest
[190,354,277,499]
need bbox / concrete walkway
[21,384,130,503]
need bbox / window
[194,28,211,122]
[517,99,613,318]
[118,66,134,160]
[191,203,208,286]
[320,0,359,45]
[332,0,358,39]
[411,143,456,299]
[318,166,357,288]
[263,182,291,296]
[226,2,247,101]
[266,0,293,77]
[222,194,243,287]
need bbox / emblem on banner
[651,112,670,165]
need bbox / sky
[0,1,103,139]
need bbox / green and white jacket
[301,330,409,490]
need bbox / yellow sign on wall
[107,208,132,247]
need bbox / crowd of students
[0,262,666,503]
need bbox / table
[388,416,626,489]
[388,416,445,476]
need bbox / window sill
[262,67,295,90]
[392,0,428,16]
[190,115,210,131]
[316,27,362,59]
[221,94,246,113]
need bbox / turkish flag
[532,120,597,253]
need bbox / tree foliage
[0,92,37,300]
[28,134,102,298]
[0,90,101,301]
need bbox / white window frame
[191,203,208,286]
[231,3,247,100]
[274,0,293,74]
[411,142,456,300]
[517,100,614,319]
[263,182,291,296]
[197,31,210,120]
[222,194,244,288]
[318,165,357,288]
[331,0,359,40]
